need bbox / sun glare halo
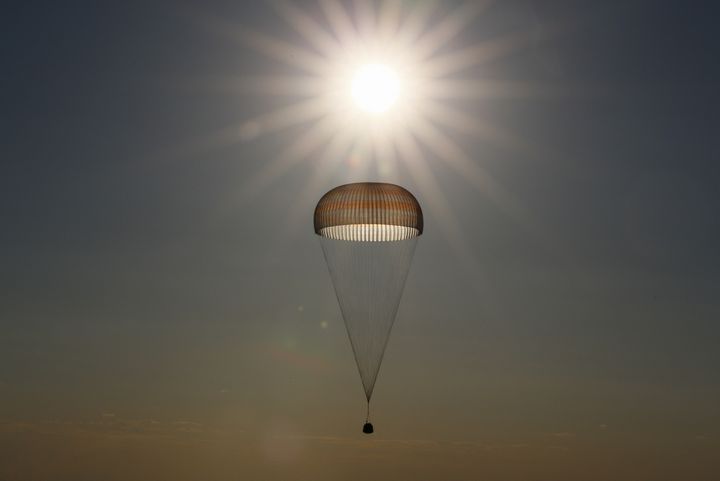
[351,63,401,114]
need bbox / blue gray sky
[1,1,719,480]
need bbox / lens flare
[193,1,539,268]
[351,63,400,114]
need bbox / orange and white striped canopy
[314,183,423,241]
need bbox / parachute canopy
[314,182,423,241]
[314,183,423,432]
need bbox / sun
[351,63,401,114]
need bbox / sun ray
[239,27,334,75]
[195,11,333,75]
[141,123,250,168]
[370,125,398,178]
[345,135,374,180]
[411,1,493,62]
[419,30,536,77]
[416,99,532,154]
[239,96,334,142]
[280,128,358,237]
[377,0,402,43]
[318,0,357,48]
[353,0,377,40]
[184,74,324,97]
[411,107,561,260]
[406,113,531,228]
[397,131,504,319]
[317,121,360,170]
[270,0,343,58]
[395,0,441,48]
[418,78,541,100]
[394,129,481,271]
[241,114,341,198]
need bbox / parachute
[314,182,423,434]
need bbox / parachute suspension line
[366,400,371,423]
[366,235,373,397]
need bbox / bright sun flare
[351,64,400,114]
[199,1,535,257]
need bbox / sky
[1,1,720,480]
